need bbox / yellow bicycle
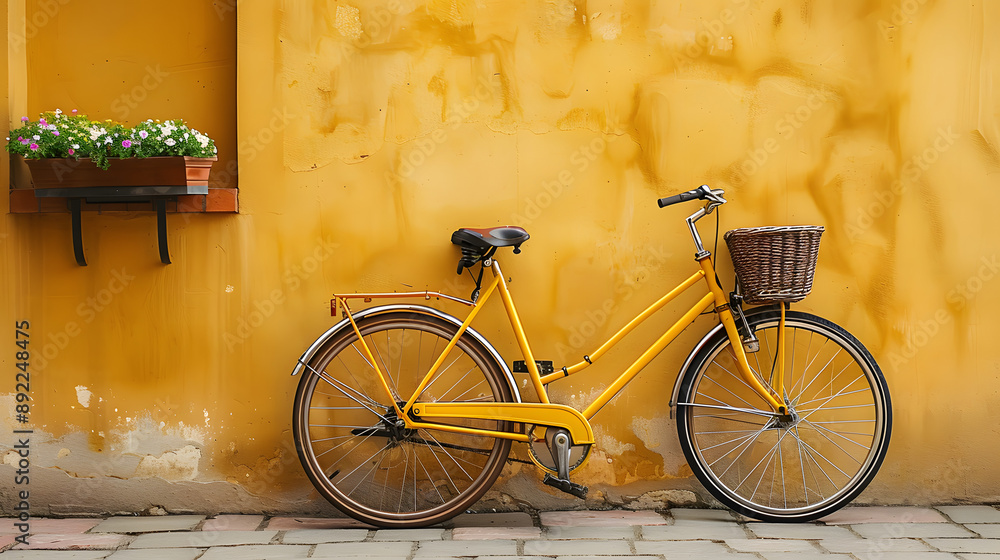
[291,185,891,527]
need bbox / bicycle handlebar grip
[657,189,703,208]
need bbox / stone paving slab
[1,534,20,549]
[0,552,112,559]
[127,530,276,548]
[313,541,415,556]
[551,557,663,560]
[851,522,977,539]
[266,516,374,530]
[725,539,822,553]
[415,539,518,557]
[14,534,130,550]
[280,529,369,544]
[444,512,534,528]
[969,524,1000,538]
[749,523,857,539]
[373,529,445,541]
[540,510,667,526]
[91,516,205,534]
[451,527,542,540]
[758,553,855,560]
[668,508,738,522]
[543,526,635,539]
[522,539,633,556]
[468,557,549,560]
[868,554,968,560]
[819,536,937,553]
[640,523,748,540]
[197,545,312,559]
[311,557,408,560]
[633,540,734,555]
[105,549,204,560]
[821,506,948,524]
[938,505,1000,523]
[0,520,100,535]
[926,538,1000,553]
[201,515,265,532]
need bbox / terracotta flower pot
[23,156,217,190]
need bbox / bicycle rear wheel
[676,309,891,522]
[293,312,514,528]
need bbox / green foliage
[6,110,217,170]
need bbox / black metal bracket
[36,185,207,266]
[513,360,554,375]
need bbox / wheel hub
[381,405,417,444]
[769,407,801,430]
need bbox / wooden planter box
[23,156,216,190]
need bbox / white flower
[165,138,176,146]
[54,109,62,115]
[32,134,40,140]
[71,144,80,149]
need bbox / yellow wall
[3,0,1000,514]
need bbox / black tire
[293,312,514,528]
[676,309,891,522]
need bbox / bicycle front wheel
[293,311,514,528]
[676,309,891,522]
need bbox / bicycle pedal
[543,472,588,499]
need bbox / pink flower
[29,143,39,151]
[122,140,132,148]
[68,148,75,155]
[20,138,28,145]
[72,109,78,115]
[20,116,28,122]
[39,118,47,126]
[139,130,148,139]
[52,130,60,136]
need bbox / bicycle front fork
[730,291,760,353]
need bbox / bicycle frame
[334,243,789,448]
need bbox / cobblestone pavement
[2,506,1000,559]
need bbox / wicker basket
[724,226,824,304]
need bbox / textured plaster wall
[2,0,1000,515]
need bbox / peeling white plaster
[3,451,19,466]
[335,5,362,39]
[75,386,93,408]
[134,445,201,481]
[593,425,635,456]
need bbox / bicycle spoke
[294,314,512,526]
[798,419,867,464]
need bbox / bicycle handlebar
[657,185,714,208]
